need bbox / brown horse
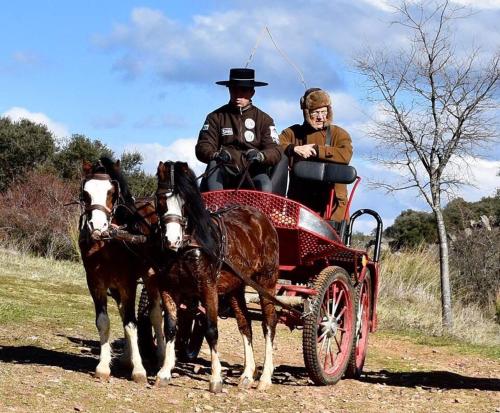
[79,157,164,382]
[154,161,279,393]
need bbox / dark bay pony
[79,157,164,382]
[154,161,279,393]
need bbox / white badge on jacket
[245,118,255,129]
[244,131,255,142]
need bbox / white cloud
[266,99,298,129]
[12,51,40,65]
[94,1,499,94]
[446,156,500,200]
[451,0,500,8]
[2,107,69,139]
[124,138,205,176]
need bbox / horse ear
[114,159,121,170]
[157,161,165,178]
[82,161,92,174]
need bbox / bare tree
[355,0,500,330]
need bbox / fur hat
[300,88,333,128]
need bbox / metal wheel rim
[316,278,353,376]
[354,279,370,368]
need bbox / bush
[450,227,500,320]
[0,117,56,192]
[0,170,80,260]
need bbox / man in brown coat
[279,88,353,222]
[196,68,282,192]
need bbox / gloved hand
[213,148,231,163]
[245,149,265,163]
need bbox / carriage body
[201,189,380,330]
[202,186,382,384]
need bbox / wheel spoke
[331,289,344,315]
[335,305,347,321]
[334,335,342,353]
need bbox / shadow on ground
[362,370,500,392]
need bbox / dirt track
[1,318,499,413]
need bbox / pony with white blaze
[154,161,279,393]
[79,158,164,382]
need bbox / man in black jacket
[196,68,282,192]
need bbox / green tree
[120,151,156,197]
[53,134,113,180]
[0,117,56,191]
[385,209,437,248]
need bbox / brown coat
[195,103,282,166]
[279,123,353,222]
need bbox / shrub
[0,170,80,260]
[0,117,56,192]
[450,227,500,320]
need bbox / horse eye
[83,192,91,203]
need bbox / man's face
[229,86,255,108]
[309,106,329,129]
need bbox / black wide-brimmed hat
[216,68,268,87]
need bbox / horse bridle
[79,173,121,232]
[155,162,188,248]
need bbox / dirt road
[1,318,498,413]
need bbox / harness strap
[211,211,303,317]
[86,203,112,216]
[221,256,303,317]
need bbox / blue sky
[1,0,499,233]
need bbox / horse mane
[97,157,134,203]
[173,162,219,257]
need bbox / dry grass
[378,247,500,346]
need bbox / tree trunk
[434,206,453,331]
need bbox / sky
[1,0,499,233]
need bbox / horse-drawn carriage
[155,160,383,386]
[79,157,382,389]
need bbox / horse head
[156,161,188,251]
[80,159,122,240]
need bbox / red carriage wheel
[346,270,372,378]
[303,266,355,385]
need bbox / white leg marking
[95,312,111,379]
[209,347,223,392]
[124,322,147,382]
[257,331,274,390]
[239,334,255,387]
[157,339,175,382]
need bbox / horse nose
[167,236,182,251]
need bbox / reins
[195,160,256,191]
[209,210,304,318]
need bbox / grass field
[1,248,499,412]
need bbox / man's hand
[213,149,232,163]
[294,144,317,159]
[245,149,265,163]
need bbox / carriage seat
[292,161,357,185]
[269,156,289,196]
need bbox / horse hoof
[95,371,110,382]
[209,381,223,393]
[256,380,271,391]
[132,372,148,384]
[155,377,171,388]
[238,377,253,389]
